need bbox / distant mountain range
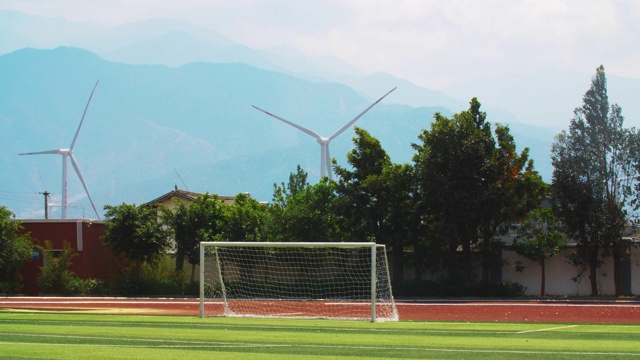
[1,10,638,220]
[1,47,441,218]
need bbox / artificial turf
[1,311,639,359]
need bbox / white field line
[0,297,194,300]
[516,325,578,334]
[0,319,509,334]
[1,333,639,357]
[0,300,217,305]
[393,302,640,309]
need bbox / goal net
[199,242,398,322]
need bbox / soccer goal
[199,242,398,322]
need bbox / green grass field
[1,311,639,359]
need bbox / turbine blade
[70,154,101,220]
[320,143,327,178]
[19,149,63,156]
[325,144,333,180]
[252,105,323,140]
[328,87,397,141]
[70,80,100,151]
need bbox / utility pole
[40,191,50,219]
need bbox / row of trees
[78,65,640,297]
[102,98,548,290]
[102,193,269,284]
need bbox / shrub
[184,281,200,296]
[0,282,9,295]
[63,277,84,295]
[85,278,112,295]
[116,276,182,296]
[0,279,22,295]
[38,240,79,295]
[393,278,526,298]
[116,277,140,296]
[114,254,186,296]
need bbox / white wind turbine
[20,80,101,219]
[252,87,396,180]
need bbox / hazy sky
[1,0,639,89]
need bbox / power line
[0,190,41,195]
[0,196,42,205]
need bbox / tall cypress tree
[551,65,639,296]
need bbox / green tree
[0,206,33,294]
[218,193,270,283]
[551,65,639,296]
[413,99,498,280]
[378,162,420,280]
[413,98,544,281]
[478,124,547,281]
[334,127,392,243]
[161,194,226,281]
[334,127,414,282]
[102,203,170,278]
[271,165,310,208]
[221,193,269,242]
[270,166,341,243]
[513,208,567,296]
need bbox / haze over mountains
[1,10,639,219]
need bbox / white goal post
[199,242,398,322]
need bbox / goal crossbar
[199,242,398,322]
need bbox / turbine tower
[20,80,101,219]
[252,87,396,180]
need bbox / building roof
[146,186,242,206]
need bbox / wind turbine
[252,87,396,180]
[19,80,101,220]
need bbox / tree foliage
[102,203,170,277]
[334,127,393,243]
[513,208,567,296]
[161,194,226,278]
[95,96,556,295]
[334,127,416,282]
[477,124,547,280]
[0,206,33,294]
[413,98,546,281]
[270,166,341,243]
[551,65,639,296]
[413,99,490,278]
[221,193,269,242]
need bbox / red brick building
[18,219,124,295]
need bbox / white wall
[501,246,639,296]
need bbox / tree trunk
[613,239,622,297]
[481,239,491,282]
[540,260,546,297]
[175,250,185,274]
[412,238,423,281]
[447,241,457,279]
[462,237,472,282]
[480,224,496,282]
[446,226,458,279]
[588,250,599,296]
[392,245,404,284]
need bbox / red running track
[1,297,640,323]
